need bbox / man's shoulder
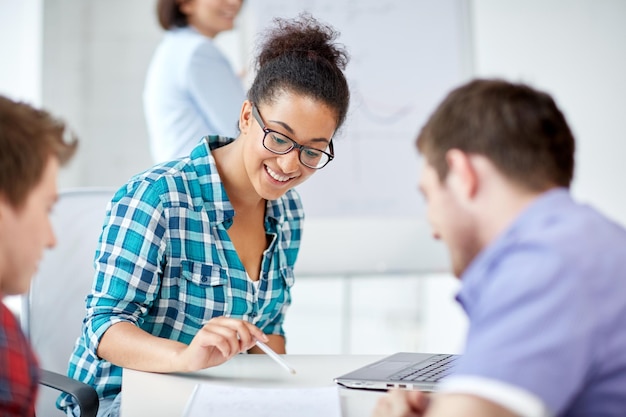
[496,190,626,265]
[0,301,30,354]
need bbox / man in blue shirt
[373,79,626,416]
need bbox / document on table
[182,383,342,417]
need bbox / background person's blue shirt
[144,26,246,163]
[61,136,303,412]
[441,188,626,416]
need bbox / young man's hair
[0,95,78,208]
[416,78,575,191]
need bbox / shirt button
[201,276,208,283]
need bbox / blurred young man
[0,95,77,416]
[373,79,626,417]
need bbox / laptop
[334,352,460,391]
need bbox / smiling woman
[62,12,350,417]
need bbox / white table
[121,354,386,416]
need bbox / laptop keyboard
[390,354,459,383]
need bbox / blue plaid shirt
[62,136,303,411]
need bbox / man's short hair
[0,95,78,208]
[416,79,575,191]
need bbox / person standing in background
[144,0,246,163]
[0,95,77,416]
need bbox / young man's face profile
[0,156,59,295]
[418,157,477,278]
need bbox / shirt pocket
[181,261,227,286]
[179,261,229,324]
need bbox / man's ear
[239,100,253,133]
[445,149,478,200]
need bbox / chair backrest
[21,187,116,416]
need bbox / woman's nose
[276,149,301,173]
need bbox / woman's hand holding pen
[177,317,269,372]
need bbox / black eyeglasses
[251,104,334,169]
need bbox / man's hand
[372,390,430,417]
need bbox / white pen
[255,340,297,375]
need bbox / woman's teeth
[266,166,290,182]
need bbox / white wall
[472,0,626,225]
[40,0,160,188]
[0,0,42,103]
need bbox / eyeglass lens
[263,132,329,168]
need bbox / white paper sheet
[182,384,342,417]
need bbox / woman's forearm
[97,321,188,372]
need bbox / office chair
[21,187,117,417]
